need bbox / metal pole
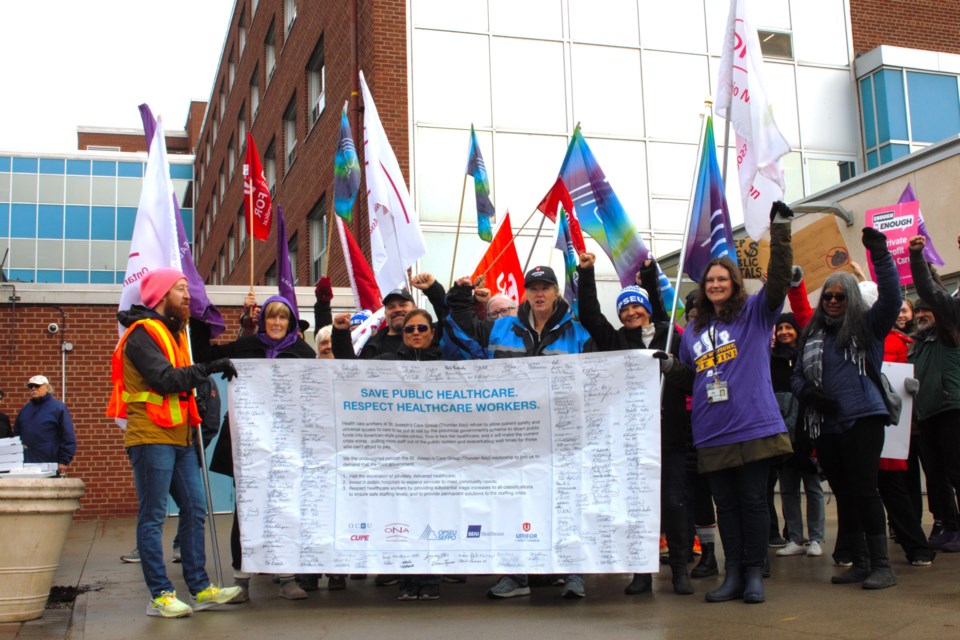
[522,213,548,273]
[184,324,224,586]
[720,110,733,195]
[448,173,470,288]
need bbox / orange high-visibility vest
[107,319,201,428]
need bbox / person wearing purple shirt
[664,201,795,605]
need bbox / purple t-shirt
[680,289,787,449]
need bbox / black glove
[862,227,889,258]
[801,382,839,415]
[652,350,673,374]
[205,358,238,381]
[770,201,794,224]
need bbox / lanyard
[708,320,721,382]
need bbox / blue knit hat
[617,286,652,316]
[350,311,371,327]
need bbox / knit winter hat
[775,312,800,334]
[140,268,187,309]
[350,311,371,327]
[617,286,652,317]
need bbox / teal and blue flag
[685,116,737,283]
[466,125,495,242]
[558,125,682,315]
[334,102,361,225]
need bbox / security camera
[47,323,59,334]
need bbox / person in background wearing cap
[448,264,593,599]
[576,254,694,597]
[908,236,960,555]
[109,268,241,618]
[660,201,797,604]
[0,389,11,439]
[192,293,316,599]
[13,375,75,474]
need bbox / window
[307,35,325,126]
[285,0,297,34]
[288,234,299,284]
[211,261,217,286]
[212,109,218,143]
[204,139,211,170]
[757,30,793,60]
[238,208,247,251]
[219,248,226,284]
[308,196,328,282]
[265,261,277,286]
[238,105,247,147]
[228,137,235,181]
[212,188,218,221]
[284,96,297,170]
[251,66,260,119]
[265,22,277,85]
[228,227,235,271]
[218,165,225,205]
[219,81,226,118]
[238,9,246,56]
[252,0,259,15]
[265,140,277,195]
[228,51,236,88]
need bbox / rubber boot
[863,534,897,590]
[624,573,653,595]
[690,542,719,578]
[670,563,694,595]
[832,534,871,584]
[742,566,765,603]
[705,567,744,602]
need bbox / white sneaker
[806,540,823,557]
[776,540,807,556]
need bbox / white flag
[717,0,791,240]
[117,118,181,336]
[359,70,427,294]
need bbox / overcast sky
[0,0,235,154]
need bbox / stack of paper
[0,437,25,472]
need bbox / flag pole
[664,100,712,350]
[244,164,255,293]
[323,212,335,275]
[476,203,540,280]
[720,114,732,192]
[522,214,548,273]
[448,173,469,288]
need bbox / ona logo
[522,522,531,532]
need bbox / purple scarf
[256,295,299,359]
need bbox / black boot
[863,534,897,590]
[670,564,694,595]
[624,573,653,595]
[705,567,744,602]
[742,566,765,603]
[832,534,871,584]
[691,542,719,578]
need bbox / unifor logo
[522,522,531,532]
[384,523,410,541]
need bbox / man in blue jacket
[13,375,76,474]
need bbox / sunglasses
[822,292,847,302]
[27,384,40,389]
[403,324,431,334]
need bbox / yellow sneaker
[147,591,192,618]
[193,584,242,610]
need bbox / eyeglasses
[403,324,431,334]
[488,307,516,319]
[822,292,847,302]
[27,384,40,389]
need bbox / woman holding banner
[576,255,693,596]
[660,202,795,604]
[791,229,902,591]
[192,294,316,602]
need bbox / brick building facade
[193,0,408,293]
[850,0,960,56]
[76,101,207,155]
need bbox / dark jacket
[577,262,689,451]
[14,393,76,465]
[909,248,960,421]
[0,412,11,439]
[375,344,443,362]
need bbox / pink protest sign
[865,201,919,285]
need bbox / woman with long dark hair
[792,228,902,590]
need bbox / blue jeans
[707,458,771,569]
[778,466,825,543]
[128,444,210,598]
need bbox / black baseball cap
[524,266,558,287]
[383,288,415,304]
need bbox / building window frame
[308,195,328,283]
[307,35,325,128]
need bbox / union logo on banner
[522,522,531,532]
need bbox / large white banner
[228,352,661,575]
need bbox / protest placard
[866,201,919,285]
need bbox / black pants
[707,458,771,569]
[817,417,887,541]
[878,468,934,563]
[917,409,960,531]
[767,466,782,538]
[662,450,691,567]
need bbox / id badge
[706,380,729,404]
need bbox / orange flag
[472,212,525,305]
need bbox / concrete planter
[0,477,85,622]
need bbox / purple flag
[898,183,944,266]
[276,205,298,317]
[138,104,225,337]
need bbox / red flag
[471,212,525,305]
[537,177,585,254]
[336,217,383,312]
[244,132,273,241]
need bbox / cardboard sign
[734,237,770,280]
[865,201,920,285]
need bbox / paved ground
[4,505,960,640]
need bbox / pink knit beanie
[140,268,187,309]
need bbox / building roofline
[0,149,196,163]
[77,126,189,138]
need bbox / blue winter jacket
[13,393,77,465]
